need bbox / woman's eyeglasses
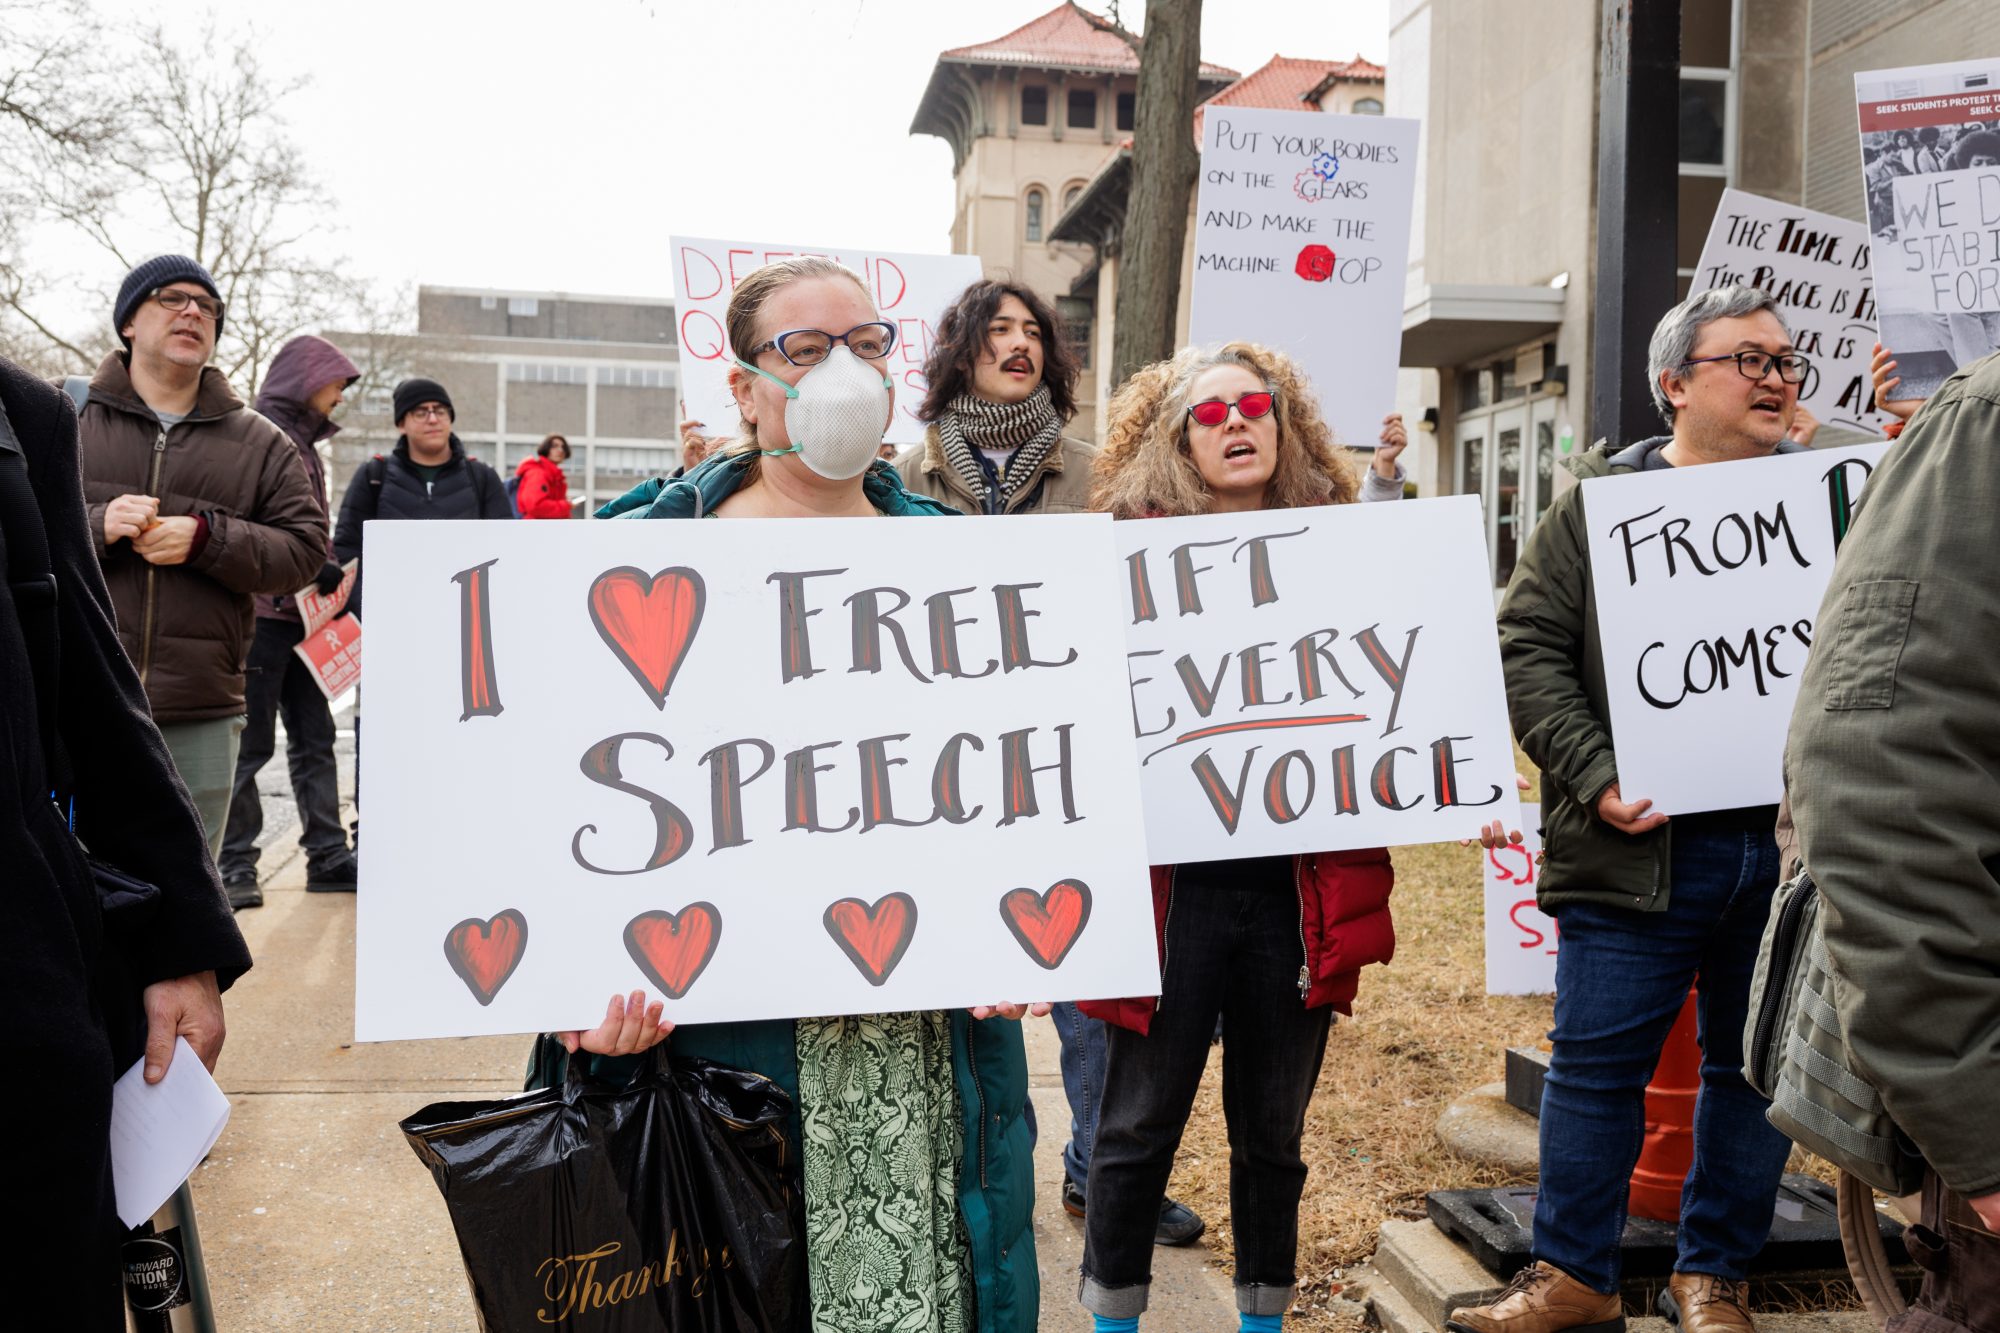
[1186,391,1276,427]
[749,322,898,368]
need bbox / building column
[584,372,598,519]
[494,361,508,473]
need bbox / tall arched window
[1353,97,1384,115]
[1064,182,1084,213]
[1026,189,1045,242]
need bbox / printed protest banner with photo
[295,616,361,700]
[295,559,356,636]
[1584,442,1889,815]
[354,516,1156,1041]
[672,235,983,447]
[1484,802,1555,996]
[1189,107,1419,451]
[1854,59,2000,400]
[1118,497,1519,864]
[1692,189,1892,434]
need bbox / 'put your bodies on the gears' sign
[354,516,1157,1041]
[1118,497,1519,864]
[1584,442,1889,815]
[672,235,983,448]
[1189,106,1419,450]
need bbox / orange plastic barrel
[1628,986,1700,1221]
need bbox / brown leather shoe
[1658,1272,1754,1333]
[1446,1261,1625,1333]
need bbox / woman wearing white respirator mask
[551,258,1046,1333]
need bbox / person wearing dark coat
[218,335,361,908]
[0,354,253,1330]
[331,376,513,842]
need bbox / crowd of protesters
[4,245,1994,1332]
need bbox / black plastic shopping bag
[402,1051,804,1332]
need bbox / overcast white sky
[123,0,1387,303]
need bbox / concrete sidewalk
[191,723,1237,1329]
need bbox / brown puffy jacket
[76,353,323,723]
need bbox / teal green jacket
[534,453,1037,1333]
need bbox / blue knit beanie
[114,255,223,347]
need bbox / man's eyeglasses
[407,405,451,422]
[1678,350,1812,384]
[749,322,898,368]
[150,288,224,322]
[1186,391,1277,427]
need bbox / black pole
[1591,0,1681,447]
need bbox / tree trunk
[1111,0,1204,390]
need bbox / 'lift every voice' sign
[1117,497,1520,864]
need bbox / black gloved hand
[313,560,345,596]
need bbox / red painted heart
[823,893,918,987]
[999,880,1092,970]
[443,910,529,1006]
[623,903,723,999]
[588,566,706,709]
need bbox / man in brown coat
[77,255,324,858]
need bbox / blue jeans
[1532,821,1794,1293]
[1052,1001,1106,1185]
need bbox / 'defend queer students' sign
[1584,442,1889,816]
[1117,498,1519,864]
[354,516,1156,1042]
[672,235,983,448]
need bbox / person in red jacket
[1075,341,1512,1333]
[513,434,573,518]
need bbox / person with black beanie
[332,376,511,850]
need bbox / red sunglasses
[1186,391,1276,427]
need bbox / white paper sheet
[110,1037,231,1228]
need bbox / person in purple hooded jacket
[218,335,359,908]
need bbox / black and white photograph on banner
[1854,57,2000,400]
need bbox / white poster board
[1692,189,1893,434]
[355,516,1157,1041]
[1484,803,1555,996]
[1189,107,1420,450]
[672,236,984,447]
[1117,497,1519,863]
[1854,58,2000,399]
[1583,443,1889,815]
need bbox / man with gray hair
[1450,287,1813,1333]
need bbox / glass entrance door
[1458,398,1559,587]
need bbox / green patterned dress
[794,1011,976,1333]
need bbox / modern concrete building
[910,2,1239,440]
[326,285,681,516]
[1391,0,1991,587]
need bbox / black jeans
[1080,865,1332,1318]
[219,617,350,879]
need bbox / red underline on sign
[1142,714,1371,767]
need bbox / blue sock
[1092,1317,1139,1333]
[1240,1314,1284,1332]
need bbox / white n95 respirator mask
[733,345,892,481]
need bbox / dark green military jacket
[1787,351,2000,1198]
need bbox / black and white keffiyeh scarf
[935,384,1064,510]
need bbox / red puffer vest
[1079,850,1396,1036]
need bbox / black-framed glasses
[1186,391,1277,427]
[1678,350,1811,384]
[748,322,898,367]
[151,287,224,322]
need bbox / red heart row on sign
[439,880,1095,1008]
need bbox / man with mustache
[76,255,326,858]
[1455,286,1813,1333]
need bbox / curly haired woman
[1078,342,1410,1333]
